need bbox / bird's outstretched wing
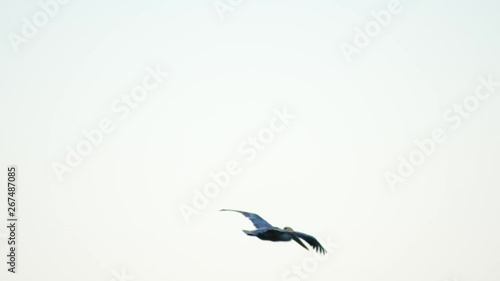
[293,231,327,254]
[220,209,274,229]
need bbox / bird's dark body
[244,228,292,242]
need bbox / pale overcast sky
[1,0,499,281]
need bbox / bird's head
[284,226,294,232]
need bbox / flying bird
[220,209,327,254]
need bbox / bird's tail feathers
[242,230,257,236]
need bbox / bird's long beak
[291,234,309,251]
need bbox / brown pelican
[221,209,327,254]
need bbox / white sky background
[1,0,500,280]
